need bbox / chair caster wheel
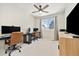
[19,50,21,52]
[20,47,21,48]
[9,54,11,56]
[5,51,7,54]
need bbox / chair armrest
[5,39,10,44]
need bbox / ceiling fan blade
[42,10,48,13]
[32,11,39,13]
[42,5,49,10]
[33,5,40,10]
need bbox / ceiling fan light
[32,4,49,13]
[39,11,42,13]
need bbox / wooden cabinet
[59,37,79,56]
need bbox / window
[41,16,55,29]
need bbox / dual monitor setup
[1,26,20,34]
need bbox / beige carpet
[4,39,59,56]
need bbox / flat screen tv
[1,26,20,34]
[67,3,79,35]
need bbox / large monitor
[1,26,20,34]
[67,3,79,35]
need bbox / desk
[32,32,41,40]
[59,32,79,56]
[0,35,10,56]
[23,32,41,44]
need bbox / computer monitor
[33,28,38,32]
[1,26,20,34]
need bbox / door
[41,16,56,41]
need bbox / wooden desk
[32,32,41,38]
[59,32,79,56]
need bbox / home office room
[0,2,78,56]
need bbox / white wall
[56,12,65,30]
[0,3,35,34]
[65,3,77,18]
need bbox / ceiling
[31,3,77,17]
[31,3,67,16]
[0,3,75,17]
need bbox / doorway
[41,16,57,41]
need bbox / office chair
[5,32,23,56]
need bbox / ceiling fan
[32,4,49,13]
